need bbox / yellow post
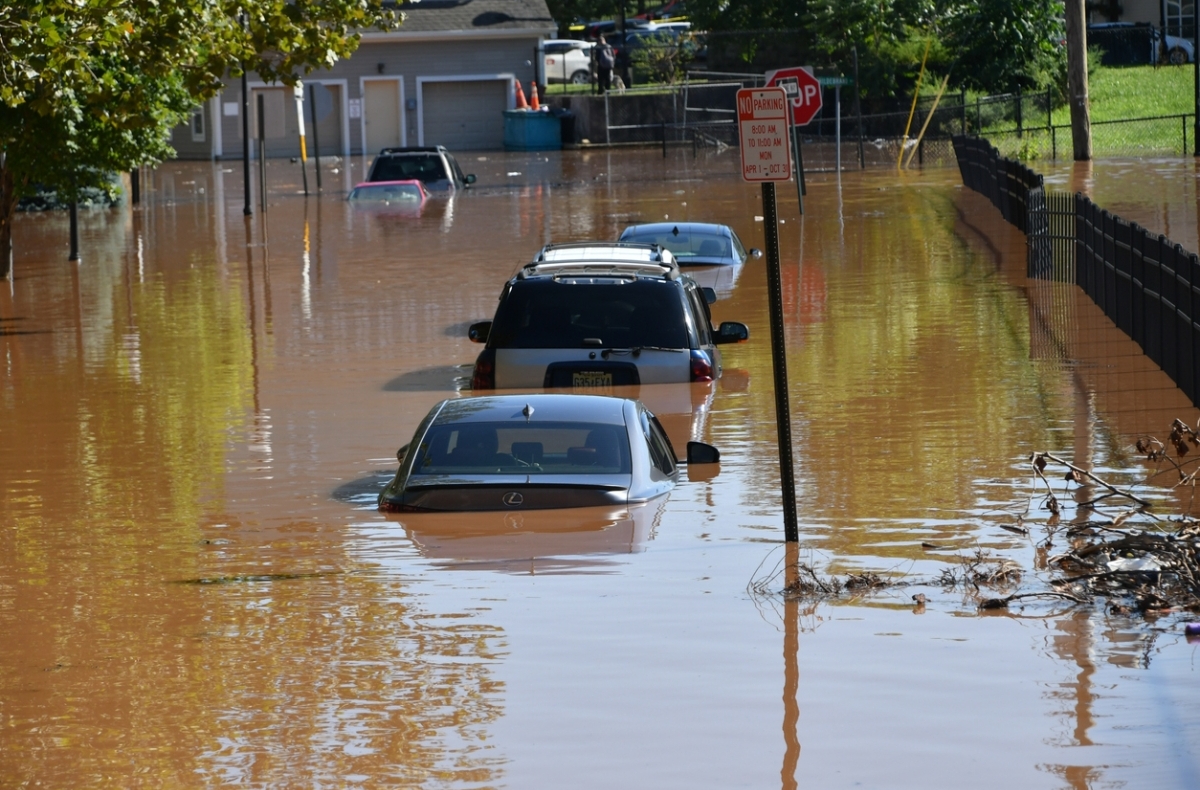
[904,73,951,169]
[897,38,932,169]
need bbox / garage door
[423,80,507,151]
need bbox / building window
[190,108,206,142]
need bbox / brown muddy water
[2,148,1200,788]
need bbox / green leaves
[0,0,400,203]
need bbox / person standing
[596,34,616,92]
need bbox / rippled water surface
[2,149,1199,788]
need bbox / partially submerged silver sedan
[378,394,719,512]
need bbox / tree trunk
[0,155,15,281]
[1064,0,1092,161]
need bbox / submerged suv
[468,242,749,389]
[366,146,476,191]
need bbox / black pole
[309,83,322,191]
[130,168,140,205]
[257,91,267,212]
[68,197,79,261]
[241,32,252,216]
[662,121,667,157]
[761,181,798,542]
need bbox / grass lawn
[983,64,1197,158]
[1057,64,1194,123]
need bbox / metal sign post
[294,81,309,196]
[257,92,267,212]
[737,87,799,542]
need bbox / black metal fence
[951,135,1044,234]
[1076,196,1200,401]
[952,134,1200,405]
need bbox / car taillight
[689,349,714,382]
[472,349,496,390]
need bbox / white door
[363,80,402,154]
[422,80,507,150]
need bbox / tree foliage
[688,0,1064,98]
[0,0,400,278]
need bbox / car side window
[686,286,713,346]
[447,154,467,186]
[640,410,677,477]
[731,231,747,261]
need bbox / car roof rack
[377,146,444,155]
[518,242,680,280]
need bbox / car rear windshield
[349,183,424,202]
[370,154,448,185]
[489,279,689,349]
[411,421,632,475]
[621,229,731,261]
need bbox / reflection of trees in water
[710,181,1074,557]
[191,574,505,785]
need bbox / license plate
[572,371,613,389]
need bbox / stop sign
[764,67,823,126]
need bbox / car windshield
[621,228,732,261]
[348,183,424,202]
[370,154,449,185]
[489,279,689,349]
[410,421,632,476]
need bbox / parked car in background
[377,393,720,512]
[618,222,760,266]
[1086,22,1194,65]
[468,242,749,389]
[347,179,429,216]
[542,39,594,84]
[366,146,476,191]
[348,179,428,204]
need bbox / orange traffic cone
[529,81,541,111]
[515,80,528,110]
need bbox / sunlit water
[2,148,1199,788]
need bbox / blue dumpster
[503,110,562,151]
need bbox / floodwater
[2,147,1199,789]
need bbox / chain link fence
[571,76,1196,165]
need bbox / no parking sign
[737,88,792,183]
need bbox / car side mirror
[686,441,720,464]
[750,248,763,259]
[468,321,491,343]
[714,321,749,344]
[465,174,477,185]
[700,286,717,304]
[396,443,410,464]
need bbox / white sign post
[736,87,798,542]
[737,88,792,182]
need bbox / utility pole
[1064,0,1092,160]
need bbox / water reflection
[4,152,1200,787]
[387,499,665,574]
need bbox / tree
[0,0,400,280]
[942,0,1066,94]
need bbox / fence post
[961,89,967,135]
[662,121,667,158]
[1016,87,1023,138]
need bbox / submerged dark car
[378,394,719,512]
[366,146,476,191]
